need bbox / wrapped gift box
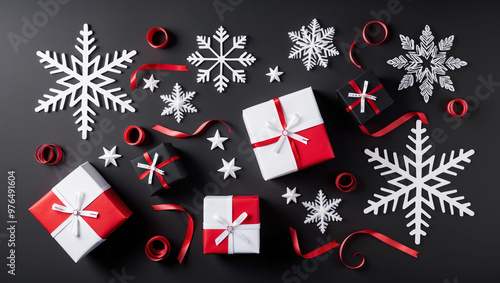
[203,195,260,254]
[131,142,188,196]
[337,69,393,125]
[242,87,335,181]
[29,162,132,263]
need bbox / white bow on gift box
[52,191,99,237]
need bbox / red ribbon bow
[138,152,179,189]
[346,80,383,114]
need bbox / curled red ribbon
[349,42,362,69]
[152,204,194,264]
[138,152,180,189]
[130,64,188,91]
[346,80,383,115]
[339,230,419,269]
[35,144,63,165]
[359,112,428,137]
[447,99,468,117]
[123,125,145,145]
[145,235,171,261]
[363,21,388,46]
[147,27,168,49]
[289,227,418,269]
[335,172,357,192]
[153,119,231,138]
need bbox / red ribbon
[340,230,419,269]
[362,21,388,46]
[145,235,171,261]
[290,227,419,269]
[359,112,428,137]
[152,204,194,264]
[123,125,145,145]
[349,42,362,69]
[447,99,468,117]
[346,81,382,114]
[35,144,63,165]
[153,119,231,138]
[251,98,303,170]
[335,172,357,192]
[147,27,168,49]
[130,64,188,91]
[138,152,180,189]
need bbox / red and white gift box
[29,162,132,262]
[203,196,260,254]
[242,87,335,180]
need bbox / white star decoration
[99,146,122,167]
[266,66,283,82]
[143,74,160,92]
[207,130,228,150]
[218,158,241,179]
[282,187,301,204]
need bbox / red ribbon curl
[147,27,168,49]
[153,119,231,138]
[145,235,171,261]
[35,144,63,165]
[359,112,428,137]
[335,172,357,192]
[447,99,468,117]
[130,64,188,91]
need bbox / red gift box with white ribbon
[203,195,260,254]
[29,162,132,262]
[242,87,335,180]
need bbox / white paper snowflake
[160,83,197,123]
[364,120,475,245]
[288,18,339,71]
[35,24,137,139]
[187,26,256,93]
[302,190,342,234]
[387,25,467,103]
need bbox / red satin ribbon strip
[346,81,382,115]
[363,21,388,46]
[339,229,419,269]
[35,144,63,165]
[145,235,171,261]
[131,64,188,91]
[447,99,468,117]
[359,112,428,137]
[153,119,231,138]
[349,42,362,69]
[152,204,194,264]
[138,152,180,189]
[147,27,168,49]
[335,172,357,192]
[289,227,340,259]
[123,125,145,145]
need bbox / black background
[1,0,499,282]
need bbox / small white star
[218,158,241,179]
[266,66,283,82]
[99,146,122,167]
[282,187,301,204]
[143,74,160,92]
[207,130,228,150]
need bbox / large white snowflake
[187,26,256,93]
[302,190,342,234]
[364,120,475,245]
[387,25,467,103]
[35,24,137,139]
[160,83,197,123]
[288,18,339,71]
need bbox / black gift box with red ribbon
[131,143,188,196]
[337,69,393,125]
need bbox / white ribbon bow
[51,191,99,237]
[266,113,309,153]
[347,80,377,113]
[137,152,165,184]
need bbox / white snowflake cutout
[364,120,475,245]
[35,24,137,139]
[160,83,198,123]
[387,25,468,103]
[187,26,256,93]
[303,190,342,234]
[288,18,339,71]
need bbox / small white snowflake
[302,190,342,234]
[187,26,256,93]
[288,18,339,71]
[35,24,137,140]
[387,25,468,103]
[364,120,475,245]
[160,83,198,123]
